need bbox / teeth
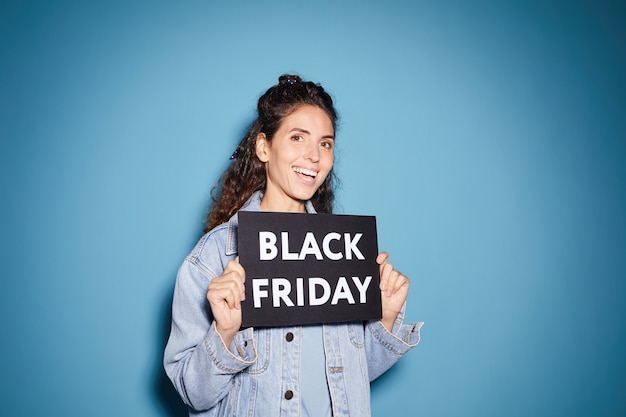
[293,167,317,177]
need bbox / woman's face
[256,105,335,213]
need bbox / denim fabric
[163,191,423,416]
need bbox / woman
[164,74,422,416]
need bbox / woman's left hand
[377,251,410,332]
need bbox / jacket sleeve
[364,303,423,381]
[163,256,256,412]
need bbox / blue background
[1,0,625,416]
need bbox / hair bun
[279,74,302,85]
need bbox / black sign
[238,211,382,327]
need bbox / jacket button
[285,332,294,342]
[284,390,294,400]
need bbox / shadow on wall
[154,279,189,416]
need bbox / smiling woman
[162,75,421,417]
[203,75,339,232]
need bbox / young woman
[164,74,422,417]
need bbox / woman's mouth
[293,167,318,178]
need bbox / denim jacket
[164,192,423,416]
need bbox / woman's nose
[304,142,320,162]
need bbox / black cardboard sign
[238,211,381,327]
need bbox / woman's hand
[377,252,410,332]
[206,258,246,347]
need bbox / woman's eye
[291,135,304,142]
[321,141,333,150]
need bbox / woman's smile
[293,166,319,183]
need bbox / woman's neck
[260,193,306,213]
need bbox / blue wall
[1,0,625,415]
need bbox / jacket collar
[225,191,317,256]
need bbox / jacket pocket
[216,375,241,417]
[347,321,365,348]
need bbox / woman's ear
[255,133,269,163]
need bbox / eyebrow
[290,127,335,139]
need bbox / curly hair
[204,74,339,232]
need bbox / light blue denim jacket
[164,192,423,416]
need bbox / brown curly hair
[204,74,339,232]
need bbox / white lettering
[253,279,269,308]
[352,276,372,303]
[299,232,323,260]
[258,231,366,261]
[281,231,298,260]
[251,276,371,308]
[322,232,342,260]
[344,233,364,260]
[331,277,355,305]
[309,277,331,306]
[259,232,278,260]
[272,278,294,307]
[296,277,304,306]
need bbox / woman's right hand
[207,258,246,346]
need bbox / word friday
[252,275,372,308]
